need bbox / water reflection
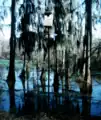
[81,96,91,119]
[0,91,10,112]
[0,68,101,116]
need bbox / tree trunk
[85,0,92,93]
[26,60,30,92]
[65,48,69,90]
[7,0,16,112]
[40,67,46,93]
[53,39,59,93]
[48,27,50,106]
[20,52,26,98]
[59,50,64,93]
[40,50,46,93]
[81,0,92,94]
[37,60,39,92]
[23,53,26,96]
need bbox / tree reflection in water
[81,96,91,120]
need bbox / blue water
[0,68,101,116]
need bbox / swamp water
[0,67,101,117]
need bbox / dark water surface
[0,68,101,116]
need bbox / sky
[0,0,101,42]
[0,0,11,40]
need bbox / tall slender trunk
[61,50,63,89]
[85,0,92,93]
[26,60,30,92]
[37,60,39,92]
[23,53,26,95]
[48,27,50,106]
[65,48,69,90]
[40,67,46,92]
[7,0,16,112]
[40,50,46,93]
[22,52,26,97]
[54,0,59,95]
[53,40,59,95]
[80,0,92,94]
